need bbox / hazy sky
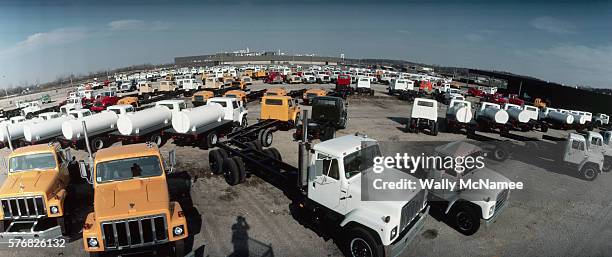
[0,0,611,88]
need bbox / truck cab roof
[94,143,161,164]
[312,134,376,158]
[9,143,57,157]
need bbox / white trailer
[473,102,510,133]
[60,111,119,151]
[446,98,474,133]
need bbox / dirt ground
[0,81,611,257]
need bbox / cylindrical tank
[62,111,118,140]
[24,116,71,142]
[506,108,530,123]
[482,107,509,124]
[447,105,473,123]
[548,111,574,124]
[117,106,172,135]
[0,122,32,142]
[172,104,224,133]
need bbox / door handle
[340,195,352,200]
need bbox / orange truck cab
[192,90,215,107]
[302,89,327,104]
[223,90,248,103]
[265,88,287,97]
[260,95,301,126]
[0,143,72,239]
[117,96,140,108]
[80,143,187,257]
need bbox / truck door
[308,156,341,210]
[564,139,586,165]
[231,101,240,121]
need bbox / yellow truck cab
[302,88,327,104]
[230,80,247,90]
[0,143,72,238]
[224,90,248,103]
[192,90,215,107]
[117,96,140,108]
[265,88,287,96]
[80,143,187,257]
[260,95,301,126]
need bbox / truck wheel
[430,121,439,136]
[150,134,163,146]
[231,156,246,182]
[223,158,241,185]
[346,227,384,257]
[369,90,374,96]
[173,239,185,257]
[490,146,509,162]
[603,157,612,172]
[259,128,273,147]
[92,138,105,151]
[241,116,248,128]
[452,205,481,236]
[207,132,219,148]
[541,124,549,133]
[58,217,67,235]
[294,113,301,127]
[209,150,225,175]
[580,164,598,181]
[268,147,282,161]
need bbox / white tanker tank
[117,106,172,135]
[478,103,508,124]
[0,121,35,142]
[62,111,118,140]
[446,100,473,123]
[24,116,71,143]
[172,104,225,133]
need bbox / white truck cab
[427,141,511,235]
[562,133,604,180]
[206,97,248,127]
[388,79,414,95]
[106,104,136,115]
[177,78,203,91]
[594,113,609,127]
[408,98,439,135]
[155,99,187,113]
[308,135,428,257]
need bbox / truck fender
[340,209,386,244]
[444,195,461,215]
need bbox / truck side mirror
[78,160,93,184]
[168,149,176,173]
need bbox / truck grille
[400,190,425,231]
[0,196,46,219]
[101,215,168,250]
[496,189,509,212]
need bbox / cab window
[322,159,339,180]
[232,101,238,109]
[572,140,585,151]
[265,99,283,105]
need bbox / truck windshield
[95,156,163,183]
[344,144,381,179]
[9,153,57,173]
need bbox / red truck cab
[90,91,119,112]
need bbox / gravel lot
[0,81,610,257]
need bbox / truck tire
[92,138,105,152]
[259,128,273,147]
[345,227,384,257]
[541,123,549,132]
[321,126,336,141]
[231,156,246,182]
[490,146,509,162]
[173,239,185,257]
[294,113,301,127]
[268,147,282,161]
[209,150,224,175]
[369,90,374,96]
[207,132,218,148]
[580,164,598,181]
[603,157,612,172]
[452,204,481,236]
[241,116,248,128]
[223,158,241,186]
[430,121,439,136]
[150,134,163,146]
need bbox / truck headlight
[173,225,185,236]
[489,205,495,216]
[390,226,398,240]
[50,206,59,214]
[88,237,99,247]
